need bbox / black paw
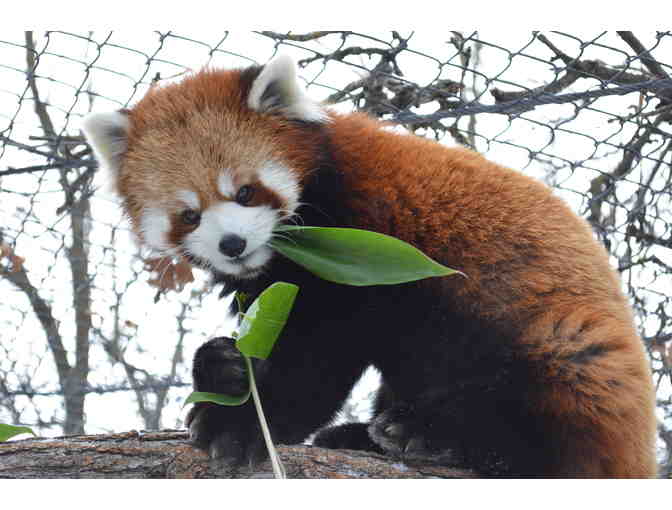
[186,402,266,468]
[368,404,455,463]
[192,336,249,396]
[188,337,266,468]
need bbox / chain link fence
[1,31,671,473]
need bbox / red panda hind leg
[314,305,658,477]
[316,304,658,478]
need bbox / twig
[258,31,342,43]
[1,161,94,177]
[299,46,396,67]
[0,135,65,161]
[626,226,672,250]
[617,31,670,78]
[25,31,56,138]
[535,33,574,66]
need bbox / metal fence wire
[0,31,671,473]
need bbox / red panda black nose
[219,235,247,258]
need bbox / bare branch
[24,31,56,138]
[394,78,672,123]
[0,262,70,385]
[492,59,657,104]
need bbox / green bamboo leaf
[184,390,250,407]
[0,423,35,442]
[271,226,462,286]
[236,282,299,359]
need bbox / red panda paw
[367,404,457,465]
[187,401,267,469]
[187,337,269,469]
[191,337,250,396]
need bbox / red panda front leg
[186,337,269,467]
[187,328,372,468]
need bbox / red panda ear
[247,55,328,122]
[81,110,130,180]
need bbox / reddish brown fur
[115,68,657,477]
[323,113,658,477]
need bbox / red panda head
[82,56,329,281]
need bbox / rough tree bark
[0,430,474,479]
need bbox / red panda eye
[236,185,255,206]
[181,209,201,226]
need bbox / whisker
[278,207,304,226]
[269,232,299,246]
[296,201,334,224]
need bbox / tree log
[0,430,474,479]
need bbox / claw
[384,423,406,438]
[404,436,427,454]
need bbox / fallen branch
[0,430,475,479]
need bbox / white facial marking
[176,190,200,210]
[179,161,301,279]
[139,207,173,253]
[217,172,235,198]
[183,202,277,278]
[258,162,300,213]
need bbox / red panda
[82,55,657,477]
